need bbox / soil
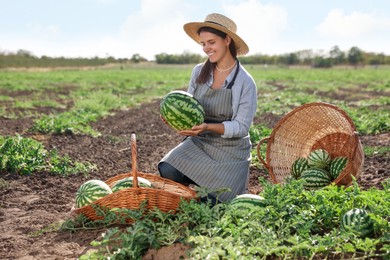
[0,99,389,260]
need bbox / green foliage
[67,178,389,259]
[30,111,101,137]
[249,124,272,144]
[343,105,390,134]
[28,221,63,237]
[47,149,97,176]
[0,134,46,175]
[1,66,388,136]
[0,50,128,68]
[187,178,390,259]
[249,66,390,135]
[363,146,390,157]
[155,52,204,64]
[0,135,96,176]
[249,124,272,170]
[2,46,390,67]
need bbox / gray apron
[160,64,251,202]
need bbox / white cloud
[316,9,390,38]
[313,8,390,54]
[28,23,60,36]
[222,0,288,55]
[2,1,388,58]
[115,0,196,59]
[107,0,290,59]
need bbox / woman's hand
[178,123,208,136]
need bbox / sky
[0,0,389,60]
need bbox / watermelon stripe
[163,103,200,130]
[160,91,204,131]
[291,157,309,179]
[341,208,373,237]
[329,157,348,180]
[230,194,265,208]
[301,168,331,189]
[230,199,264,207]
[308,149,331,169]
[76,180,112,208]
[165,96,203,118]
[111,177,152,192]
[231,204,260,212]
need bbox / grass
[364,146,390,157]
[1,64,389,135]
[0,135,97,176]
[61,178,390,259]
[1,64,389,259]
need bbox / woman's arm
[222,74,257,138]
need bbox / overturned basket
[71,133,197,221]
[257,102,364,186]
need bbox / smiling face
[199,31,231,64]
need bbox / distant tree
[347,47,363,66]
[312,57,333,68]
[287,53,299,65]
[130,53,147,63]
[295,49,314,65]
[16,49,34,57]
[277,53,299,65]
[329,45,345,65]
[155,52,202,64]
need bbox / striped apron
[160,66,251,202]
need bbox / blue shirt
[187,62,257,138]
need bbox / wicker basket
[71,133,197,221]
[256,102,364,186]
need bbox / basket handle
[131,133,139,188]
[257,137,270,170]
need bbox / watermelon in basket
[71,133,197,221]
[256,102,364,186]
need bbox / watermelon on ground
[75,179,112,208]
[160,90,205,131]
[229,194,266,213]
[341,208,374,237]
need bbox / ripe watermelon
[291,157,309,179]
[341,208,374,237]
[308,149,331,169]
[76,179,112,208]
[229,194,266,212]
[300,168,331,189]
[329,157,348,181]
[160,90,205,131]
[111,177,152,192]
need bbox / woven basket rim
[271,102,357,137]
[105,171,197,198]
[71,133,197,220]
[257,102,363,186]
[71,185,194,215]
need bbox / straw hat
[183,13,249,56]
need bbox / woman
[159,13,257,204]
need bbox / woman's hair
[196,27,237,85]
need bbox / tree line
[1,46,389,68]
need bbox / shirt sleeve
[222,71,257,138]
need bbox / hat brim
[183,22,249,56]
